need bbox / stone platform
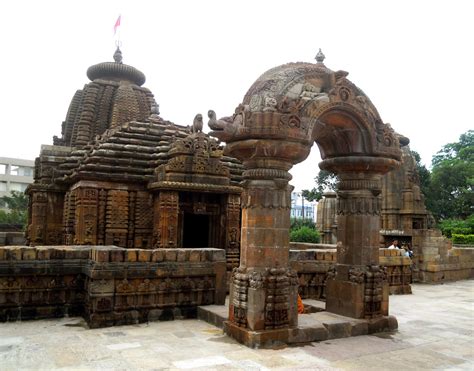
[198,298,398,348]
[0,281,472,370]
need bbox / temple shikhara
[27,48,243,270]
[1,48,472,348]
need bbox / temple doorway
[182,213,210,248]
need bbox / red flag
[114,15,121,35]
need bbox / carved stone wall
[290,248,413,299]
[0,246,226,327]
[59,183,154,249]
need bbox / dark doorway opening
[183,213,209,248]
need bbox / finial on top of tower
[315,48,325,63]
[113,45,123,64]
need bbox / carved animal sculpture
[192,113,203,133]
[208,110,217,129]
[207,110,233,131]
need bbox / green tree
[428,130,474,220]
[410,150,431,197]
[0,191,28,227]
[301,170,338,202]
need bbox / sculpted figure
[208,110,234,131]
[263,96,277,112]
[300,82,329,103]
[192,113,203,133]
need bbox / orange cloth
[297,294,305,314]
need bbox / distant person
[387,239,399,249]
[297,294,305,314]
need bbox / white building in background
[0,157,34,209]
[290,191,317,221]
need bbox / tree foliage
[428,130,474,220]
[290,226,320,243]
[410,150,431,198]
[438,215,474,238]
[289,218,320,243]
[301,170,338,202]
[0,191,28,227]
[290,217,315,230]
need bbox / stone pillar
[28,191,48,245]
[229,170,298,333]
[224,193,241,274]
[322,158,397,319]
[316,192,337,244]
[75,188,99,245]
[153,191,179,248]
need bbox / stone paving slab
[0,280,472,370]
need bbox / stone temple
[27,48,243,272]
[1,48,472,348]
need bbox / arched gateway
[210,50,402,347]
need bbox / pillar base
[219,310,398,349]
[326,279,389,319]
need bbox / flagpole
[114,14,122,49]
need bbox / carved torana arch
[210,51,401,347]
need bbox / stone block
[0,248,5,260]
[93,248,110,263]
[367,316,395,333]
[148,309,164,322]
[109,249,124,262]
[176,249,187,262]
[151,249,164,262]
[350,321,368,336]
[138,249,152,262]
[316,251,325,260]
[212,249,226,262]
[66,247,90,260]
[125,249,138,262]
[288,324,328,343]
[88,279,115,295]
[6,247,22,260]
[247,287,266,330]
[36,247,51,260]
[326,279,365,319]
[20,248,36,260]
[50,248,66,260]
[189,250,201,262]
[323,320,352,339]
[165,250,177,262]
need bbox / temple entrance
[182,213,210,248]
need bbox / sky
[1,0,472,192]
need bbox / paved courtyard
[0,280,472,370]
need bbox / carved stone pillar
[75,188,99,245]
[212,124,312,346]
[224,193,241,274]
[153,191,179,248]
[229,170,298,332]
[321,157,399,319]
[28,191,48,245]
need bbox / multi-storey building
[0,157,34,209]
[290,191,316,221]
